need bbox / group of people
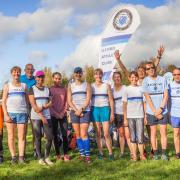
[0,46,179,166]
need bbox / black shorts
[147,113,168,126]
[114,114,124,128]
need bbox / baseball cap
[35,70,45,77]
[74,67,82,73]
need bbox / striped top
[70,82,90,111]
[169,81,180,117]
[142,75,168,115]
[91,83,109,107]
[29,85,51,120]
[122,85,144,118]
[112,85,125,115]
[6,82,27,113]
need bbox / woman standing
[50,72,70,161]
[2,66,28,164]
[169,68,180,159]
[67,67,91,163]
[28,71,53,165]
[112,71,132,157]
[91,68,114,160]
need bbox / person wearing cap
[28,70,53,165]
[2,66,29,164]
[20,63,37,158]
[67,67,91,163]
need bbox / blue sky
[0,0,177,88]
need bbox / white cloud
[60,35,101,74]
[60,0,180,72]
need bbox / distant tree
[85,65,95,83]
[43,67,53,87]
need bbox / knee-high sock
[76,138,85,156]
[82,138,90,157]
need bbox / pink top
[49,86,67,119]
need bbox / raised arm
[154,45,165,68]
[114,50,129,77]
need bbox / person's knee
[119,131,125,138]
[104,132,110,140]
[174,130,179,137]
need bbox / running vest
[70,82,90,111]
[6,82,27,113]
[31,86,51,120]
[169,81,180,117]
[112,85,125,115]
[91,83,109,107]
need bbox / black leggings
[51,116,69,155]
[32,119,53,159]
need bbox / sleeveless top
[30,86,51,120]
[7,82,27,113]
[70,82,90,111]
[112,85,125,115]
[91,83,109,107]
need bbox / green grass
[0,125,179,180]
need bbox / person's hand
[110,113,114,123]
[154,108,163,117]
[124,118,128,127]
[157,45,165,58]
[43,103,49,109]
[5,115,12,123]
[75,109,82,117]
[41,117,48,124]
[156,114,163,120]
[114,50,121,60]
[36,106,43,113]
[144,117,148,125]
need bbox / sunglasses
[146,67,155,71]
[173,74,180,76]
[26,68,35,71]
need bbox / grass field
[0,125,179,180]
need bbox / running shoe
[153,154,159,160]
[19,156,26,164]
[140,155,147,161]
[175,153,180,159]
[11,156,17,164]
[109,154,114,161]
[85,157,91,164]
[45,158,54,165]
[56,155,64,161]
[64,154,70,162]
[79,155,85,161]
[38,159,46,165]
[150,149,154,159]
[161,154,169,161]
[0,156,3,164]
[97,153,103,160]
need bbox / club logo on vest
[113,9,133,31]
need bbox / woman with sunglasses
[142,62,169,160]
[28,71,53,165]
[169,67,180,159]
[67,67,91,163]
[2,66,28,164]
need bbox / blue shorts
[8,113,28,124]
[91,106,110,123]
[70,111,90,124]
[171,116,180,128]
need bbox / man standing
[20,64,36,158]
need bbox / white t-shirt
[122,85,144,118]
[112,85,125,115]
